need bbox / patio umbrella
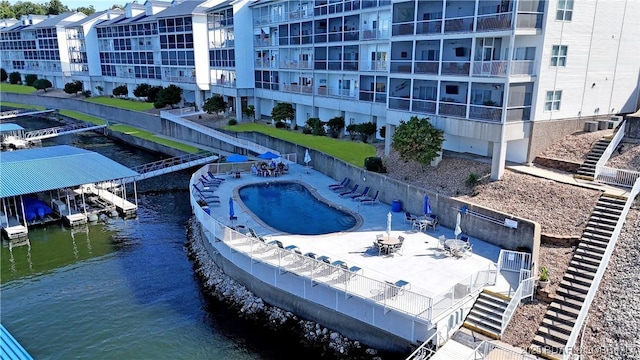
[229,197,235,220]
[257,151,280,160]
[423,194,433,216]
[454,212,462,239]
[304,149,312,166]
[225,154,248,163]
[387,212,392,238]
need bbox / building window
[545,90,562,111]
[550,45,568,66]
[556,0,573,21]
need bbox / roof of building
[30,12,83,29]
[0,324,33,360]
[156,1,206,18]
[0,145,139,198]
[97,12,155,27]
[66,10,123,27]
[0,123,25,132]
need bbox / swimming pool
[238,182,358,235]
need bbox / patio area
[197,161,516,302]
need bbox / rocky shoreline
[184,218,398,360]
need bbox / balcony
[164,76,196,83]
[506,106,532,121]
[444,17,474,33]
[412,99,436,114]
[472,61,508,77]
[414,61,439,75]
[510,61,535,76]
[516,13,543,29]
[476,13,512,32]
[392,22,414,36]
[390,61,412,74]
[439,102,467,117]
[469,105,502,122]
[416,20,442,35]
[441,62,470,76]
[279,60,313,70]
[389,97,410,111]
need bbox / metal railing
[468,340,538,360]
[563,178,640,359]
[501,276,536,336]
[496,250,531,273]
[594,120,625,177]
[405,330,446,360]
[594,167,640,188]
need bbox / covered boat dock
[0,145,139,245]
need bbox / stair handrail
[563,179,640,359]
[469,340,538,360]
[405,330,446,360]
[593,120,625,180]
[501,276,537,336]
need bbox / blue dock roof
[0,124,25,132]
[0,324,34,360]
[0,145,139,198]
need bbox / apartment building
[1,0,638,179]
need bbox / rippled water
[0,117,327,359]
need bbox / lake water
[0,117,328,359]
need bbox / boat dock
[0,324,34,360]
[82,184,137,218]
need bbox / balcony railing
[472,61,508,77]
[510,60,535,76]
[439,102,467,117]
[414,61,439,74]
[506,106,531,121]
[469,105,502,122]
[390,61,413,73]
[392,22,414,36]
[441,61,470,75]
[212,79,236,87]
[360,60,387,72]
[361,29,390,40]
[516,13,544,29]
[476,13,512,31]
[389,97,410,111]
[164,76,196,83]
[359,91,387,103]
[444,16,474,33]
[279,60,313,69]
[416,19,442,35]
[412,99,437,114]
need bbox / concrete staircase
[575,138,611,180]
[463,290,511,340]
[530,193,626,359]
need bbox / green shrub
[305,117,326,136]
[9,72,21,84]
[379,125,386,138]
[227,118,238,126]
[356,122,377,143]
[466,173,480,187]
[364,156,386,173]
[539,266,549,282]
[392,116,444,166]
[346,124,357,140]
[275,120,287,128]
[327,116,345,138]
[24,74,38,86]
[302,126,313,134]
[82,90,91,97]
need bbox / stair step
[596,201,626,210]
[556,287,588,302]
[552,294,585,310]
[600,196,626,204]
[545,305,580,326]
[463,321,501,340]
[572,254,602,267]
[574,247,604,260]
[590,210,622,220]
[581,233,611,245]
[476,296,509,311]
[593,204,624,214]
[562,273,593,288]
[569,260,599,273]
[559,279,591,294]
[548,302,581,319]
[533,326,570,348]
[577,243,606,255]
[466,312,502,328]
[542,318,574,335]
[583,226,613,238]
[565,266,595,279]
[586,219,616,229]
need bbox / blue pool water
[239,182,357,235]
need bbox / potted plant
[538,266,550,289]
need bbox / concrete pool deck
[197,162,516,299]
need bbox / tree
[10,1,46,18]
[305,117,326,136]
[33,78,52,92]
[242,105,255,121]
[112,84,128,97]
[133,83,151,99]
[271,102,295,128]
[0,68,7,82]
[9,71,21,84]
[75,5,95,15]
[202,94,227,117]
[46,0,69,15]
[392,116,444,166]
[157,84,182,108]
[63,80,83,96]
[146,86,163,103]
[355,122,377,143]
[326,116,345,138]
[110,4,125,10]
[24,74,37,86]
[0,1,15,20]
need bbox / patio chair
[349,186,369,200]
[438,235,447,250]
[412,219,427,232]
[330,178,351,192]
[390,236,405,255]
[404,212,417,224]
[360,190,379,205]
[424,214,439,231]
[197,194,221,206]
[206,171,226,182]
[339,184,359,198]
[328,177,349,190]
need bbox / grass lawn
[0,83,37,94]
[0,101,45,111]
[109,124,200,154]
[225,123,376,166]
[59,110,106,125]
[85,96,154,112]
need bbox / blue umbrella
[229,197,235,220]
[257,151,280,160]
[226,154,248,163]
[423,194,433,216]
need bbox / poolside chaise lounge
[328,177,349,190]
[206,171,227,182]
[349,186,369,200]
[360,190,379,205]
[330,178,351,192]
[339,184,359,197]
[193,183,217,195]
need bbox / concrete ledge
[534,157,581,173]
[540,233,580,246]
